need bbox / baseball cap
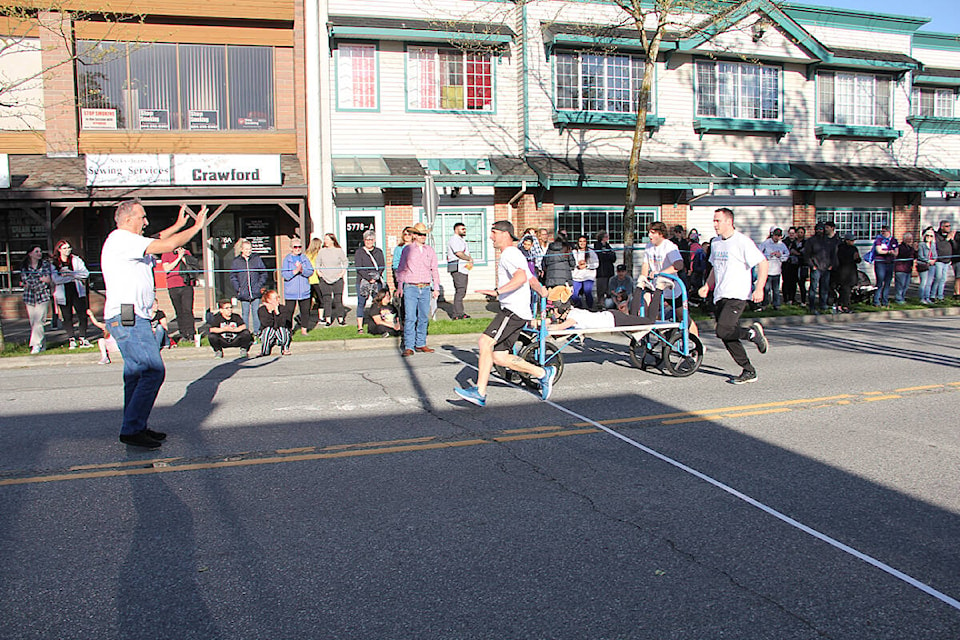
[843,233,855,241]
[491,220,518,240]
[616,263,627,271]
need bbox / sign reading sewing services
[172,155,282,186]
[85,154,172,187]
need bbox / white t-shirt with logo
[709,231,766,301]
[101,229,157,319]
[497,245,533,320]
[565,308,615,330]
[644,238,683,299]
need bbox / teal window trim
[814,124,902,144]
[334,41,380,113]
[815,70,896,128]
[693,59,785,123]
[420,207,489,266]
[553,111,664,132]
[914,75,960,87]
[404,44,497,115]
[330,26,511,46]
[556,205,660,246]
[906,116,960,134]
[693,117,792,141]
[552,49,653,116]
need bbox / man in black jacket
[803,221,839,314]
[593,231,616,310]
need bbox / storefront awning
[328,16,513,45]
[332,156,536,189]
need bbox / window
[76,41,275,131]
[817,209,890,241]
[432,209,487,264]
[555,51,648,113]
[818,71,891,127]
[911,87,956,118]
[337,44,377,110]
[407,47,493,111]
[556,207,658,246]
[696,61,780,120]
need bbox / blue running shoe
[455,386,486,407]
[539,366,557,401]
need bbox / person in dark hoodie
[230,239,269,335]
[803,221,839,314]
[541,237,576,288]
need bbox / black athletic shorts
[483,309,528,352]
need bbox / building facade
[1,0,307,314]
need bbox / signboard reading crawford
[173,155,282,186]
[85,154,282,187]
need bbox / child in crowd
[258,289,292,356]
[364,288,401,337]
[85,309,119,365]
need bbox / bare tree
[613,0,763,271]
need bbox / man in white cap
[456,220,556,406]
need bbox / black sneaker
[119,431,162,449]
[730,370,758,385]
[144,428,167,441]
[748,322,768,354]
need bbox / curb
[1,306,958,370]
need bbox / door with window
[337,210,384,301]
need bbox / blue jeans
[808,268,830,310]
[893,271,911,303]
[403,284,432,350]
[107,315,166,436]
[919,268,933,302]
[573,280,594,309]
[873,261,893,305]
[932,262,949,300]
[764,274,782,308]
[240,298,261,334]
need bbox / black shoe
[729,370,758,385]
[748,322,768,354]
[120,431,162,449]
[144,428,167,441]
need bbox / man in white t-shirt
[446,222,473,320]
[102,200,206,448]
[631,221,698,335]
[698,208,769,384]
[455,220,555,407]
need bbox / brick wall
[275,48,295,130]
[793,192,817,231]
[38,12,78,157]
[383,188,414,288]
[892,192,920,241]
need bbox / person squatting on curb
[101,201,206,449]
[698,208,770,385]
[455,221,557,407]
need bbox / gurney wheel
[518,340,564,390]
[495,334,534,384]
[662,331,703,377]
[629,336,664,370]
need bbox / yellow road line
[894,385,943,393]
[321,436,436,451]
[863,395,902,402]
[721,407,793,419]
[69,457,182,471]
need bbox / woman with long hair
[258,289,292,356]
[19,245,55,354]
[304,236,324,328]
[317,233,349,326]
[917,227,938,304]
[571,234,599,309]
[51,239,93,349]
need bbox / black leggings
[284,298,313,330]
[59,286,88,341]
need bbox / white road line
[444,351,960,613]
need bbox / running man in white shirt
[455,221,556,407]
[697,208,770,384]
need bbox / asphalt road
[1,317,959,639]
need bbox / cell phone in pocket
[121,304,136,326]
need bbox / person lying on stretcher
[542,285,654,331]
